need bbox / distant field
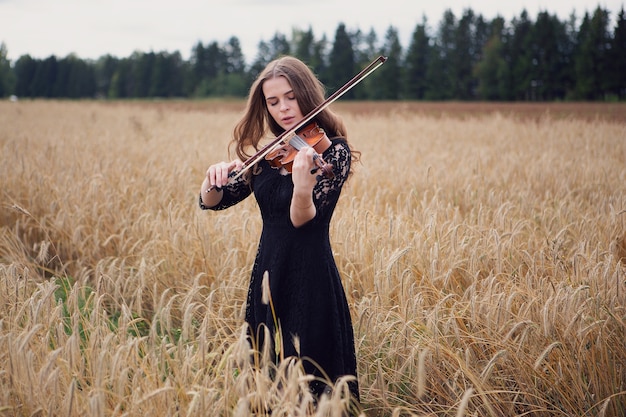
[1,100,625,416]
[109,99,626,122]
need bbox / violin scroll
[311,155,334,179]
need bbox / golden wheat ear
[612,232,626,264]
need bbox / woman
[199,56,360,403]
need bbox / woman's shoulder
[328,136,350,152]
[326,137,351,160]
[324,137,351,176]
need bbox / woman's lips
[281,116,296,128]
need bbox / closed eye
[266,90,296,107]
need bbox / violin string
[289,134,306,150]
[289,134,324,176]
[290,134,321,162]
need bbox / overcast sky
[1,0,623,63]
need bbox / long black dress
[200,138,359,401]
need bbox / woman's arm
[289,147,318,227]
[200,177,223,209]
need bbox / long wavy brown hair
[229,56,360,174]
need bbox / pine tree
[0,42,15,97]
[374,26,403,100]
[509,10,534,100]
[425,9,457,99]
[608,7,626,99]
[574,7,612,99]
[474,17,508,100]
[454,9,476,99]
[328,23,355,97]
[405,17,430,99]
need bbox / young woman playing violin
[199,56,361,405]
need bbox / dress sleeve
[312,138,351,216]
[198,173,252,211]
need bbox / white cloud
[1,0,622,62]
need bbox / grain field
[1,100,625,416]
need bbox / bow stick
[206,55,387,193]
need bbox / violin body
[265,122,334,178]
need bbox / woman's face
[262,76,304,131]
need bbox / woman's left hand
[291,146,318,191]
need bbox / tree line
[0,5,624,101]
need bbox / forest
[0,5,625,101]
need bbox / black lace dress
[200,138,359,400]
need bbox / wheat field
[1,100,625,416]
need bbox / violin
[205,55,387,194]
[265,122,334,179]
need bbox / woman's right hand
[206,159,243,189]
[200,159,243,208]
